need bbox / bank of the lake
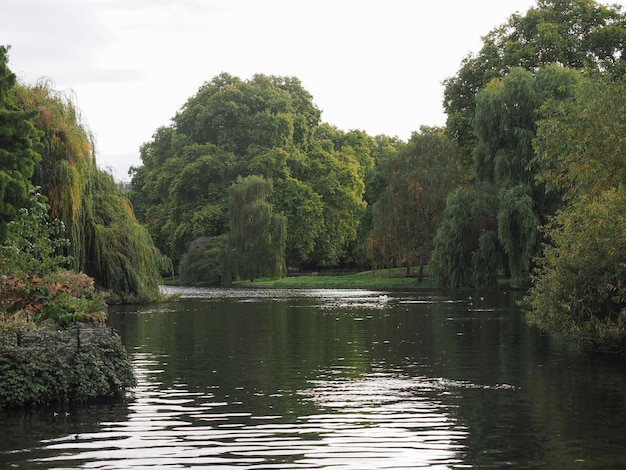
[243,268,433,289]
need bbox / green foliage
[1,189,71,276]
[174,73,320,152]
[0,326,135,408]
[443,0,626,160]
[525,75,626,352]
[178,235,227,286]
[85,170,169,303]
[14,83,167,302]
[132,74,369,271]
[366,127,464,275]
[434,66,580,287]
[431,187,499,288]
[0,270,107,329]
[272,177,323,266]
[226,176,286,282]
[525,189,626,352]
[0,46,42,241]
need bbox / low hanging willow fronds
[15,81,169,302]
[83,170,170,303]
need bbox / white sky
[3,0,624,181]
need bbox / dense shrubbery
[0,326,135,408]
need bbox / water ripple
[29,352,476,469]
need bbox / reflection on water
[1,287,626,469]
[33,356,470,469]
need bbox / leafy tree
[526,188,626,352]
[430,187,499,288]
[0,46,41,241]
[15,82,167,302]
[174,73,321,154]
[272,177,323,266]
[434,66,580,287]
[525,75,626,352]
[225,176,286,282]
[178,235,227,286]
[352,135,405,268]
[303,128,367,266]
[444,0,626,164]
[131,74,369,272]
[366,127,464,278]
[84,170,169,302]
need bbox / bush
[0,270,107,329]
[0,326,136,408]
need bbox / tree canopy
[525,75,626,351]
[366,127,463,278]
[130,73,369,279]
[443,0,626,162]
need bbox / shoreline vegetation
[168,267,525,290]
[0,325,135,409]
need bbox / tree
[131,74,369,272]
[16,81,167,302]
[302,127,367,266]
[526,188,626,352]
[366,127,464,278]
[0,46,41,241]
[430,187,499,288]
[173,73,321,154]
[178,235,227,286]
[225,176,286,282]
[272,177,323,266]
[525,75,626,352]
[443,0,626,165]
[434,66,580,287]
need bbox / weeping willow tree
[432,66,579,287]
[225,175,286,282]
[18,80,93,267]
[15,81,168,302]
[84,170,168,302]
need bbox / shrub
[0,326,136,408]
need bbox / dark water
[1,287,626,469]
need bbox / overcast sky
[3,0,624,180]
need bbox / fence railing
[1,325,115,352]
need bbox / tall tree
[226,176,286,282]
[433,66,580,287]
[444,0,626,164]
[0,46,41,241]
[367,127,464,278]
[131,74,369,274]
[16,81,166,302]
[526,75,626,351]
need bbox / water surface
[1,287,625,469]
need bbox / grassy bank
[236,268,437,289]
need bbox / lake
[1,287,625,469]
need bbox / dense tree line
[2,0,626,351]
[128,0,626,351]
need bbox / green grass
[235,268,436,289]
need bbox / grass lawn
[235,268,437,289]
